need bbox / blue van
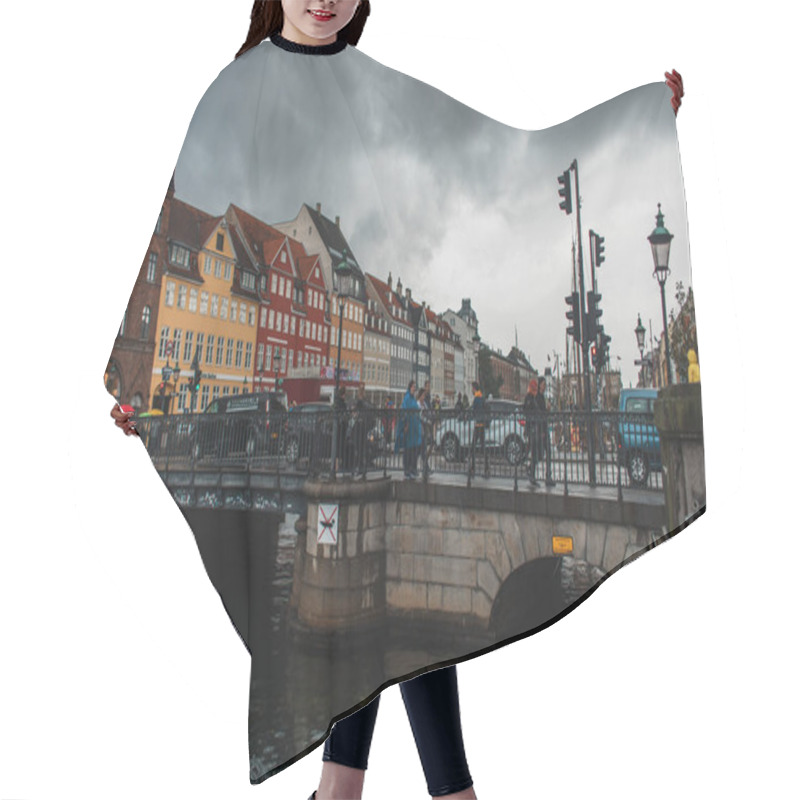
[618,388,661,487]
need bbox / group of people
[393,379,438,479]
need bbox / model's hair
[236,1,371,59]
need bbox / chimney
[335,215,340,228]
[397,277,403,295]
[405,287,411,301]
[316,202,322,213]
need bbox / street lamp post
[634,313,646,387]
[330,249,357,479]
[647,203,674,385]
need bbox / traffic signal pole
[571,160,597,485]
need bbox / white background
[1,1,796,798]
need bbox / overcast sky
[174,41,692,388]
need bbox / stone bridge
[290,476,666,646]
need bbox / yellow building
[149,201,259,413]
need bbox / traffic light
[585,290,602,343]
[590,230,605,268]
[193,368,202,393]
[590,342,598,369]
[598,331,611,372]
[565,291,581,342]
[558,169,572,215]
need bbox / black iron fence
[133,406,664,493]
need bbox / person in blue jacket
[395,378,423,480]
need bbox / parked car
[284,401,384,470]
[193,391,288,459]
[284,402,335,465]
[617,388,661,486]
[435,399,527,465]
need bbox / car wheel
[245,429,259,458]
[442,432,461,463]
[285,435,300,464]
[504,434,526,465]
[627,450,649,487]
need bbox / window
[214,259,221,278]
[200,291,208,315]
[276,311,282,331]
[184,331,193,362]
[235,340,243,368]
[140,306,151,340]
[201,385,209,411]
[271,273,278,294]
[249,305,255,326]
[279,276,285,296]
[241,272,255,291]
[211,294,219,317]
[178,285,187,310]
[216,232,224,250]
[226,338,234,366]
[260,307,267,328]
[220,297,228,320]
[206,334,214,364]
[146,252,157,282]
[257,343,264,371]
[281,250,287,263]
[204,254,212,274]
[169,243,191,268]
[239,304,246,325]
[231,300,238,323]
[196,333,204,361]
[189,288,198,313]
[212,385,220,402]
[283,314,289,334]
[264,344,272,371]
[290,316,296,336]
[285,280,291,299]
[312,322,317,341]
[165,281,175,307]
[245,342,252,370]
[268,309,274,329]
[225,262,232,281]
[178,383,188,411]
[216,337,224,366]
[288,349,294,369]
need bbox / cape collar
[270,31,348,55]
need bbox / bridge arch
[489,555,607,640]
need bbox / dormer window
[169,243,191,269]
[281,250,287,264]
[216,232,224,251]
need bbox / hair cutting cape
[103,33,706,784]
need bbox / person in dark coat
[351,384,369,477]
[333,384,348,473]
[522,378,540,486]
[468,381,489,479]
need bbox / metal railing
[133,406,664,493]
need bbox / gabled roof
[164,198,218,282]
[303,203,362,276]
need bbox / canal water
[181,507,492,783]
[181,504,575,782]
